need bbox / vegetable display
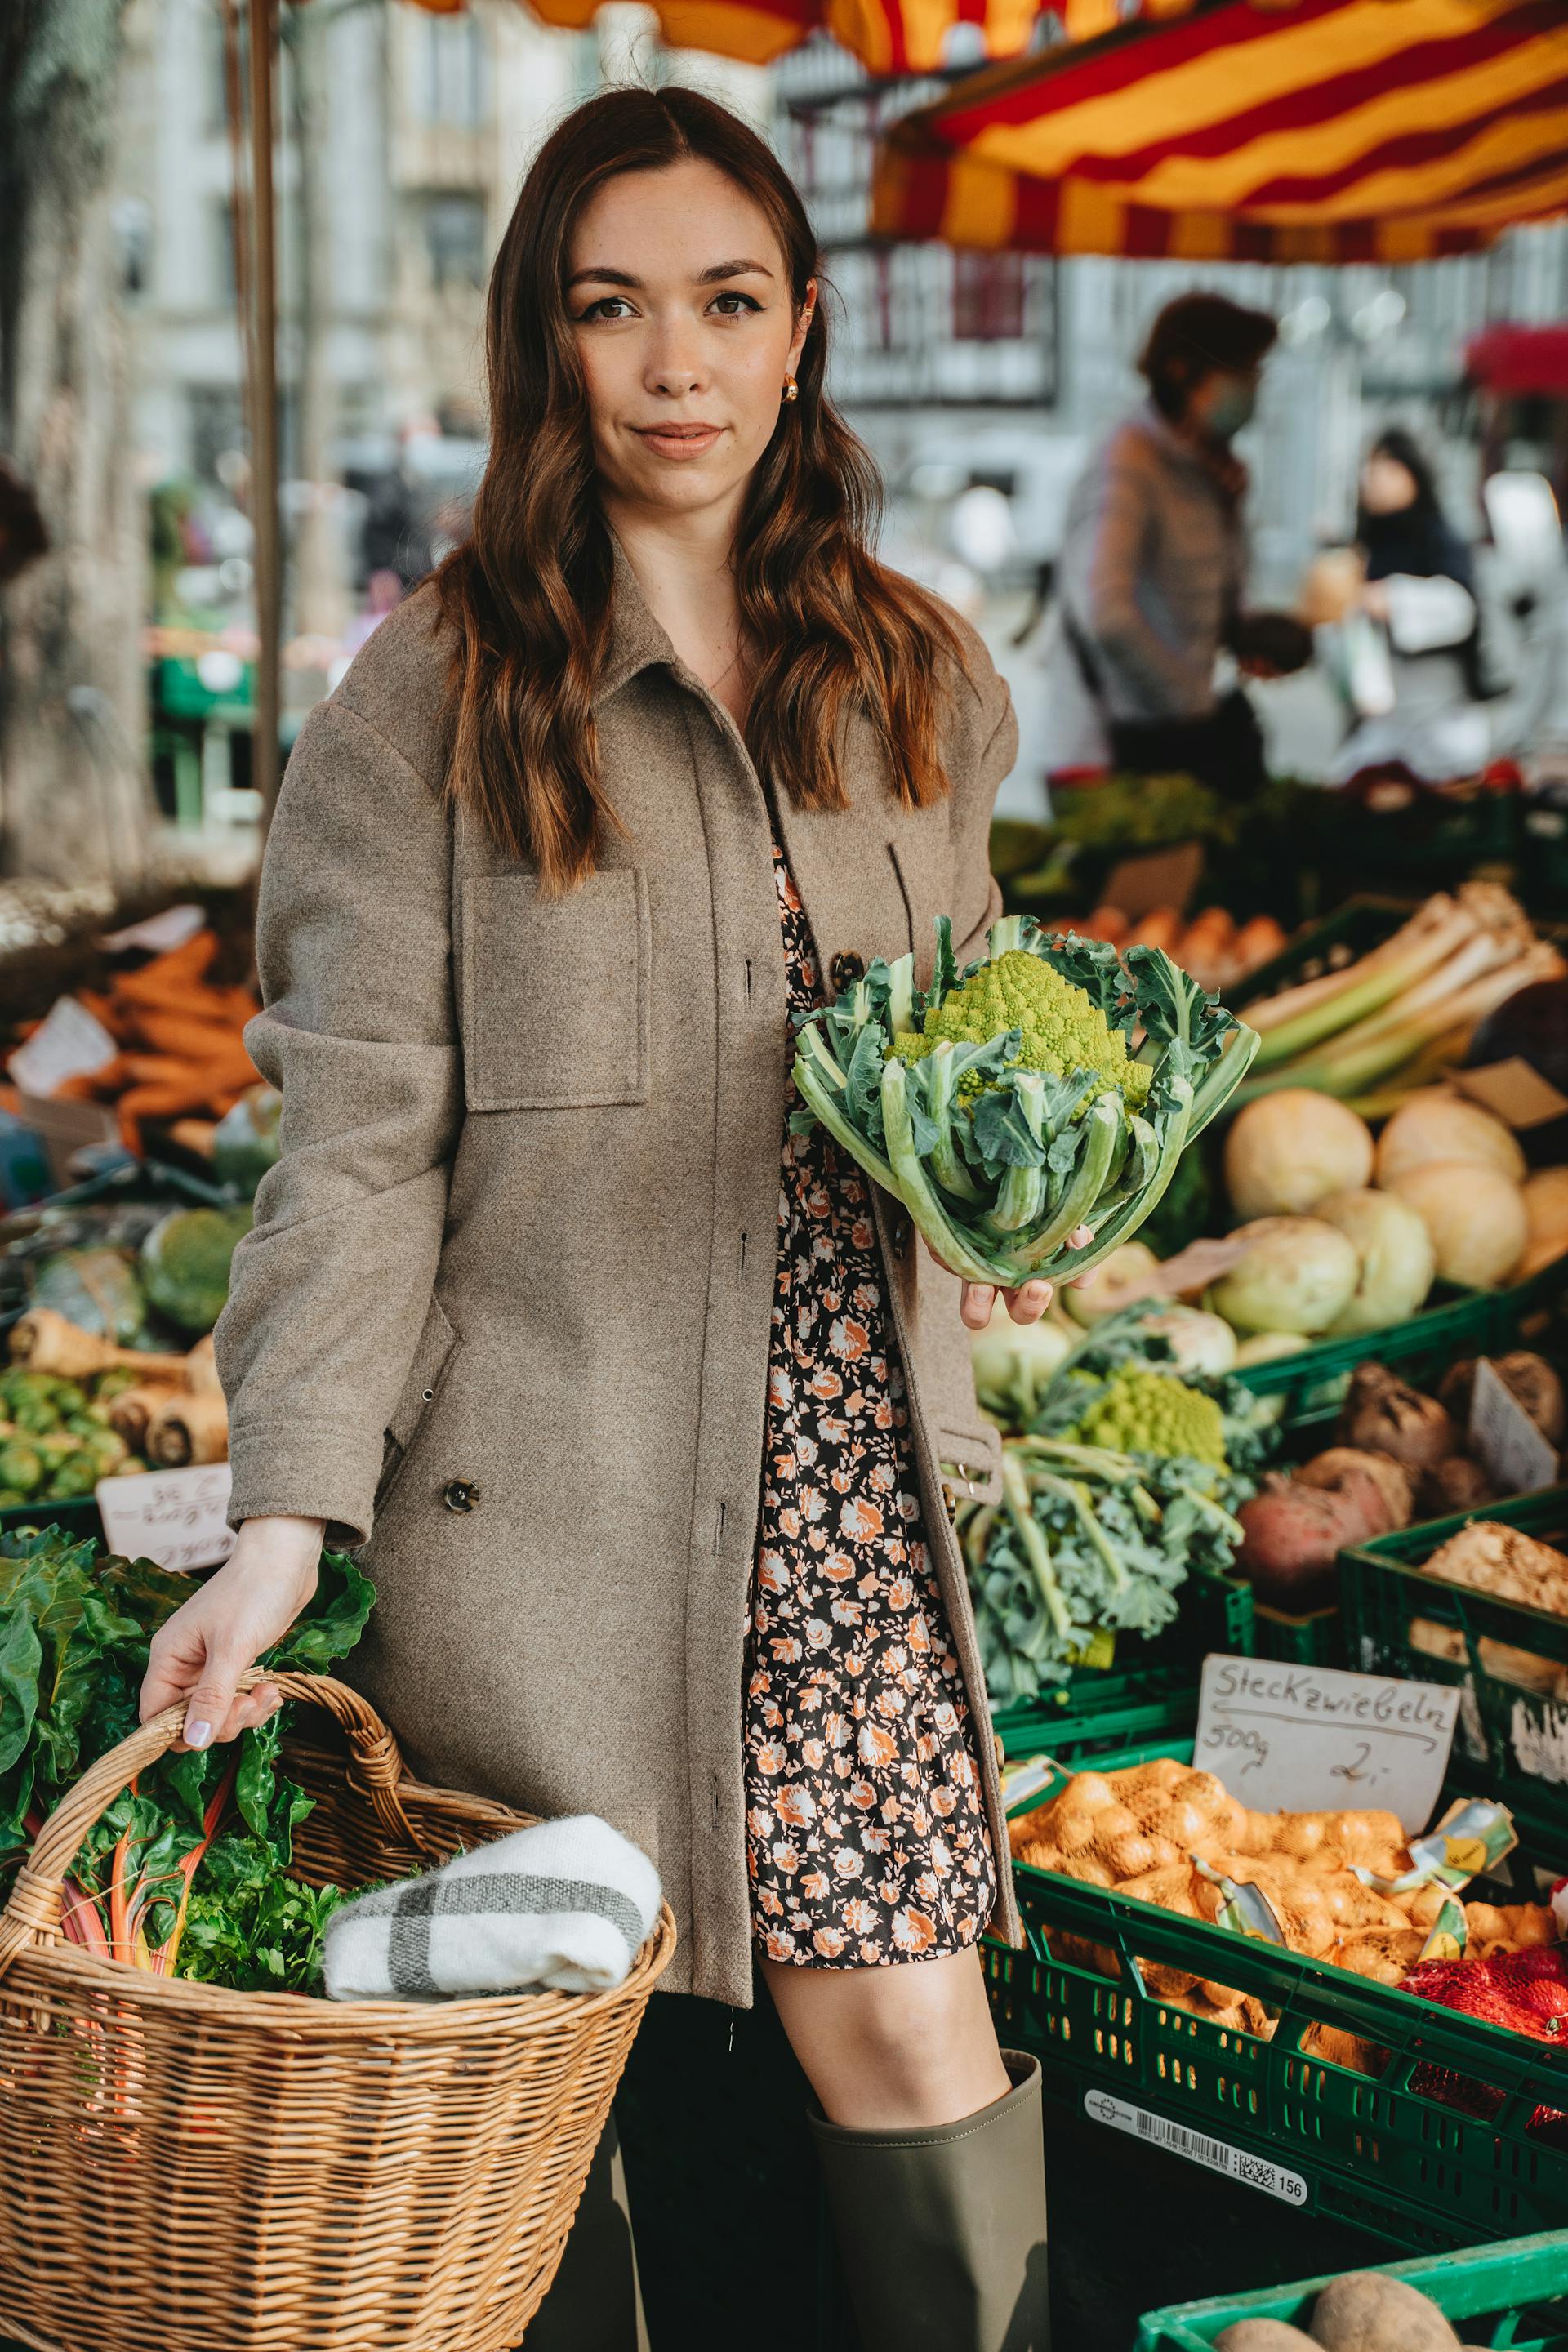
[0,1524,372,1989]
[960,1308,1275,1700]
[1222,1085,1562,1305]
[1232,1356,1564,1609]
[1213,2269,1463,2350]
[791,912,1258,1288]
[39,927,262,1154]
[0,1320,227,1503]
[1067,903,1288,995]
[1234,886,1561,1116]
[1010,1753,1553,2034]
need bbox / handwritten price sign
[1195,1655,1460,1834]
[96,1464,237,1574]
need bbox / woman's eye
[710,291,762,317]
[577,296,635,322]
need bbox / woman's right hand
[139,1513,326,1751]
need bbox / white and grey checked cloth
[322,1815,662,2002]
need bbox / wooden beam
[247,0,282,821]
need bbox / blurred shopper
[1052,292,1307,795]
[1314,427,1499,782]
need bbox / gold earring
[782,376,799,404]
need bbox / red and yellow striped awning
[396,0,1488,79]
[870,0,1568,258]
[397,0,1038,70]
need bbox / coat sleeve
[1063,442,1194,716]
[215,696,463,1547]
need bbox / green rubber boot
[808,2051,1049,2352]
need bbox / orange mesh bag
[0,1673,676,2352]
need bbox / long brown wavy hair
[434,86,962,893]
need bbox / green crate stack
[990,1565,1254,1769]
[991,1731,1568,2253]
[1341,1486,1568,1818]
[1134,2229,1568,2350]
[1252,1597,1343,1668]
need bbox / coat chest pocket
[461,867,650,1110]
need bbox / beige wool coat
[216,549,1021,2005]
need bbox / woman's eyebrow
[564,258,775,292]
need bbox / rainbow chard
[791,913,1258,1287]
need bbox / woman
[137,88,1055,2352]
[1051,291,1305,795]
[1325,427,1494,782]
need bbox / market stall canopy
[870,0,1568,261]
[394,0,1038,71]
[389,0,1479,75]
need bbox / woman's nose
[645,320,706,398]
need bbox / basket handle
[0,1670,419,1978]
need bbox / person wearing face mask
[1050,292,1307,796]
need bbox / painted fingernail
[185,1718,214,1751]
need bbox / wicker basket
[0,1670,677,2352]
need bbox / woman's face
[1361,451,1419,514]
[566,158,814,527]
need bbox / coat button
[830,950,865,992]
[443,1478,479,1513]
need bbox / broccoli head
[894,949,1152,1108]
[1069,1365,1227,1468]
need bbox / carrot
[154,1755,238,1975]
[107,1795,136,1965]
[110,931,220,1005]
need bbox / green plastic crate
[1228,1254,1568,1433]
[0,1499,103,1544]
[1341,1486,1568,1817]
[992,1730,1568,2253]
[989,1565,1254,1765]
[1253,1597,1343,1668]
[1134,2228,1568,2350]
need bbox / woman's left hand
[922,1228,1096,1330]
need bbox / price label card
[96,1464,237,1574]
[1196,1654,1460,1834]
[1469,1356,1560,1497]
[7,995,118,1098]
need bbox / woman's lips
[633,423,724,461]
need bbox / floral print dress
[743,840,998,1969]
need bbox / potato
[1214,2324,1318,2351]
[1309,2270,1460,2350]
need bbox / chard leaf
[267,1549,375,1673]
[0,1602,42,1777]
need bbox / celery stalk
[1248,901,1479,1070]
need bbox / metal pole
[247,0,282,822]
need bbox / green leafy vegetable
[0,1524,373,1986]
[791,913,1258,1287]
[959,1305,1277,1703]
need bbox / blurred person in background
[1307,425,1500,782]
[1049,292,1308,795]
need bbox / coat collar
[595,536,679,706]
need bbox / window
[423,192,487,292]
[412,16,486,127]
[952,252,1027,343]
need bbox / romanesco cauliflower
[1069,1365,1227,1468]
[893,949,1152,1108]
